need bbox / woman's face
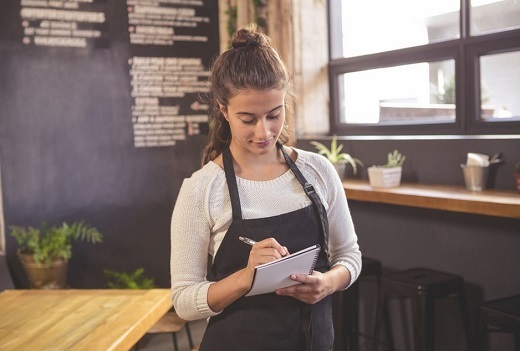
[220,88,286,157]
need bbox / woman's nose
[255,119,269,139]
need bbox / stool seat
[381,268,465,295]
[134,310,194,351]
[476,294,520,351]
[373,267,472,351]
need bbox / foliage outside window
[329,0,520,135]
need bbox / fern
[9,221,103,267]
[104,268,156,289]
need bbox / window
[329,0,520,135]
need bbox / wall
[298,136,520,350]
[0,0,219,288]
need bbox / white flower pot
[368,166,402,188]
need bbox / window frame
[328,0,520,136]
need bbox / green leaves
[311,135,364,175]
[385,150,406,168]
[9,221,103,267]
[104,268,156,289]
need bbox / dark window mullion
[328,0,520,136]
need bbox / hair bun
[231,26,271,49]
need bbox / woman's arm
[276,151,361,303]
[170,176,217,321]
[171,171,288,318]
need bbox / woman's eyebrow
[236,104,284,116]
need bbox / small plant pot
[333,163,346,179]
[19,254,68,289]
[368,166,402,188]
[516,173,520,193]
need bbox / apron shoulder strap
[223,148,242,220]
[278,143,329,259]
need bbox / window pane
[341,0,459,58]
[339,60,456,124]
[480,50,520,120]
[471,0,520,36]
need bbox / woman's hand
[208,237,289,312]
[243,238,288,283]
[275,265,351,304]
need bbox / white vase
[368,166,402,188]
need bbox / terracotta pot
[19,254,68,289]
[516,173,520,193]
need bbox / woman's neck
[229,144,289,181]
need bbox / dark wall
[298,136,520,349]
[0,1,219,288]
[297,136,520,298]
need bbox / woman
[170,25,361,351]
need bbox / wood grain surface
[0,289,173,351]
[343,180,520,218]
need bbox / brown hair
[201,24,294,165]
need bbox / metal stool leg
[372,287,393,351]
[456,284,474,351]
[412,294,434,351]
[172,332,179,351]
[186,322,195,349]
[346,281,360,351]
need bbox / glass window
[339,60,455,125]
[329,0,520,135]
[338,0,460,59]
[471,0,520,36]
[480,50,520,120]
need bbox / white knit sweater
[170,147,362,321]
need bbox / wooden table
[0,289,173,351]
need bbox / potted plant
[515,162,520,193]
[368,150,406,188]
[311,135,363,179]
[9,221,103,289]
[104,268,156,289]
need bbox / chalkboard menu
[0,0,219,288]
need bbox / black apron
[199,144,333,351]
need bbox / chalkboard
[0,0,219,288]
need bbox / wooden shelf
[343,180,520,219]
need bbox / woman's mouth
[253,139,272,148]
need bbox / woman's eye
[267,113,281,120]
[241,119,255,125]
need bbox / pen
[239,236,288,257]
[239,236,256,246]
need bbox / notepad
[245,244,321,297]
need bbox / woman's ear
[218,102,228,120]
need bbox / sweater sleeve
[170,168,221,321]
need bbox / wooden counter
[343,180,520,219]
[0,289,173,351]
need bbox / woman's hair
[201,24,295,165]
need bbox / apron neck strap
[279,143,329,259]
[223,147,243,220]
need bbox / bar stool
[475,294,520,351]
[333,256,391,351]
[134,310,194,351]
[372,267,473,351]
